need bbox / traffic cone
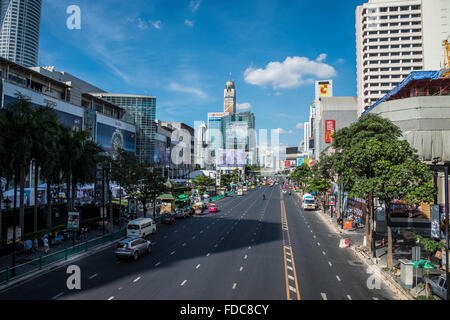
[382,238,385,247]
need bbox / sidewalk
[0,223,124,271]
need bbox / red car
[208,204,217,213]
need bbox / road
[0,185,397,300]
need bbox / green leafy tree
[194,175,213,195]
[291,163,311,193]
[135,164,167,219]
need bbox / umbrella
[411,260,436,269]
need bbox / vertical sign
[430,205,440,239]
[325,120,335,143]
[297,158,304,167]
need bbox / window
[380,30,388,34]
[391,67,400,71]
[400,6,409,11]
[391,45,400,48]
[389,7,398,12]
[390,30,399,34]
[401,29,410,33]
[391,37,399,41]
[369,31,377,35]
[401,37,410,41]
[390,22,399,26]
[380,7,388,12]
[402,52,411,55]
[390,15,399,19]
[380,68,389,71]
[391,60,400,63]
[380,23,388,27]
[402,67,411,70]
[411,5,420,10]
[369,46,378,49]
[402,59,411,63]
[380,52,389,56]
[401,15,409,18]
[391,52,400,56]
[392,75,400,78]
[412,36,422,40]
[413,59,422,63]
[413,51,421,55]
[381,83,390,86]
[380,75,389,79]
[411,14,421,18]
[402,44,410,48]
[380,45,388,49]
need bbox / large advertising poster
[297,158,304,166]
[284,160,290,168]
[315,80,333,100]
[325,120,335,143]
[67,212,80,230]
[96,114,136,157]
[216,149,246,167]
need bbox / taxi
[208,203,218,213]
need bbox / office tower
[92,93,156,164]
[356,0,450,115]
[224,79,236,114]
[0,0,42,67]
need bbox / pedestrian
[43,236,49,254]
[33,238,38,253]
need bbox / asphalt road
[0,185,397,300]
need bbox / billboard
[286,147,298,155]
[208,112,229,118]
[290,160,296,167]
[315,80,333,100]
[284,160,291,168]
[325,120,335,143]
[297,158,304,166]
[96,114,136,157]
[216,149,246,167]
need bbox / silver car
[115,237,152,261]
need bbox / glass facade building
[0,0,42,67]
[92,94,156,164]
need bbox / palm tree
[30,106,60,232]
[2,95,35,236]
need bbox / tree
[135,164,167,219]
[29,105,61,232]
[193,175,213,195]
[329,114,435,267]
[111,149,142,208]
[290,163,311,193]
[220,173,232,188]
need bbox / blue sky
[39,0,365,149]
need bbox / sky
[39,0,366,150]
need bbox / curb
[353,247,415,300]
[0,237,121,292]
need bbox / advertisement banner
[96,122,136,157]
[319,84,329,97]
[284,160,291,168]
[430,205,440,239]
[297,158,304,167]
[216,149,246,167]
[325,120,335,143]
[67,212,80,230]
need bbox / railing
[0,228,126,286]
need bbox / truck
[302,193,316,210]
[237,189,243,196]
[427,275,447,300]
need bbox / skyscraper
[0,0,42,67]
[224,79,236,114]
[356,0,450,115]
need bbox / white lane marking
[286,251,291,256]
[289,286,297,293]
[118,287,123,290]
[244,255,248,259]
[206,253,210,256]
[287,266,293,271]
[52,292,64,300]
[200,230,203,234]
[347,295,352,300]
[232,283,237,289]
[288,275,295,281]
[313,235,316,239]
[155,262,161,267]
[89,273,98,280]
[196,264,201,269]
[240,266,243,271]
[317,242,321,246]
[133,276,141,283]
[180,280,187,286]
[372,297,379,300]
[321,293,328,300]
[108,296,115,300]
[336,275,341,282]
[192,236,196,240]
[328,261,332,267]
[322,251,326,255]
[170,251,176,255]
[248,246,251,249]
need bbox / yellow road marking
[280,193,301,300]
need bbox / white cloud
[274,128,294,135]
[189,0,202,12]
[136,18,148,30]
[184,19,194,27]
[296,122,304,129]
[236,102,251,111]
[244,55,336,89]
[168,82,208,99]
[338,58,345,63]
[316,53,327,62]
[151,20,162,29]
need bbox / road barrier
[0,228,126,286]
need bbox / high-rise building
[0,0,42,67]
[356,0,450,115]
[92,93,156,164]
[224,79,236,114]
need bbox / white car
[302,194,316,210]
[127,218,156,239]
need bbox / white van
[302,194,316,210]
[127,218,156,239]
